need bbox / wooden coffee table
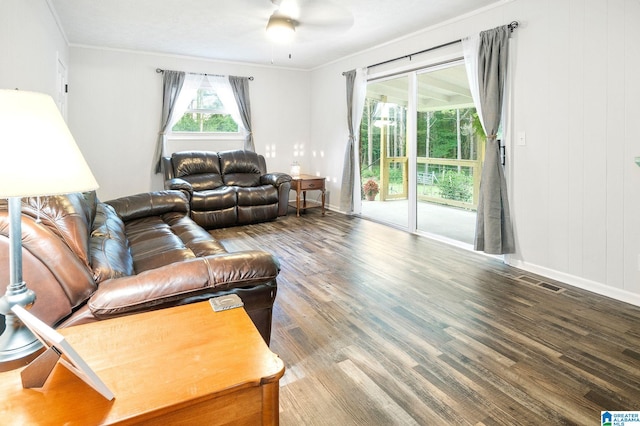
[0,302,285,425]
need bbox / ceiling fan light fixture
[266,14,296,43]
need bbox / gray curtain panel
[474,25,515,254]
[340,70,357,213]
[154,70,185,173]
[229,76,254,151]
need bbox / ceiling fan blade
[297,0,354,31]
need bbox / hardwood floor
[210,210,640,425]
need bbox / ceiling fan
[266,0,354,43]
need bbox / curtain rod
[155,68,254,81]
[343,20,519,75]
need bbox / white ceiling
[50,0,501,70]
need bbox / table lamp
[0,89,98,371]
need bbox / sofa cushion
[15,193,93,268]
[162,213,227,257]
[172,151,223,190]
[191,186,236,211]
[219,150,262,187]
[90,202,134,283]
[238,204,279,224]
[0,211,96,325]
[191,208,237,229]
[236,186,279,206]
[123,215,196,273]
[121,210,227,273]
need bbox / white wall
[0,0,68,101]
[309,0,640,305]
[507,0,640,304]
[67,48,311,201]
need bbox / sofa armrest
[261,172,292,187]
[164,178,193,201]
[87,251,280,318]
[162,156,175,180]
[164,177,193,193]
[106,190,190,222]
[262,173,293,216]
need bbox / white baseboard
[506,257,640,308]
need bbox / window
[171,82,239,134]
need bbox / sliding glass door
[359,61,483,246]
[414,63,481,244]
[360,75,409,228]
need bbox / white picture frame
[11,305,115,400]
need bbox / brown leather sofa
[0,190,279,343]
[163,150,292,229]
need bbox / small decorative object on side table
[290,174,326,217]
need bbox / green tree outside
[359,99,485,204]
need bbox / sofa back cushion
[90,202,134,283]
[0,197,97,326]
[219,150,262,187]
[171,151,223,190]
[16,193,93,268]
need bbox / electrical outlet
[517,131,526,146]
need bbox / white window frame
[167,79,244,143]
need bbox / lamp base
[0,197,44,371]
[0,313,43,372]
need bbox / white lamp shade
[266,14,296,43]
[0,90,98,198]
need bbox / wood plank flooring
[210,209,640,425]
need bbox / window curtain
[229,76,254,151]
[340,68,367,213]
[153,72,203,173]
[153,71,184,173]
[206,75,246,144]
[463,25,515,254]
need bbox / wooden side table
[0,302,285,425]
[290,174,326,217]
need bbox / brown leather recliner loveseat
[163,150,292,229]
[0,190,279,343]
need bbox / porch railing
[379,156,481,210]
